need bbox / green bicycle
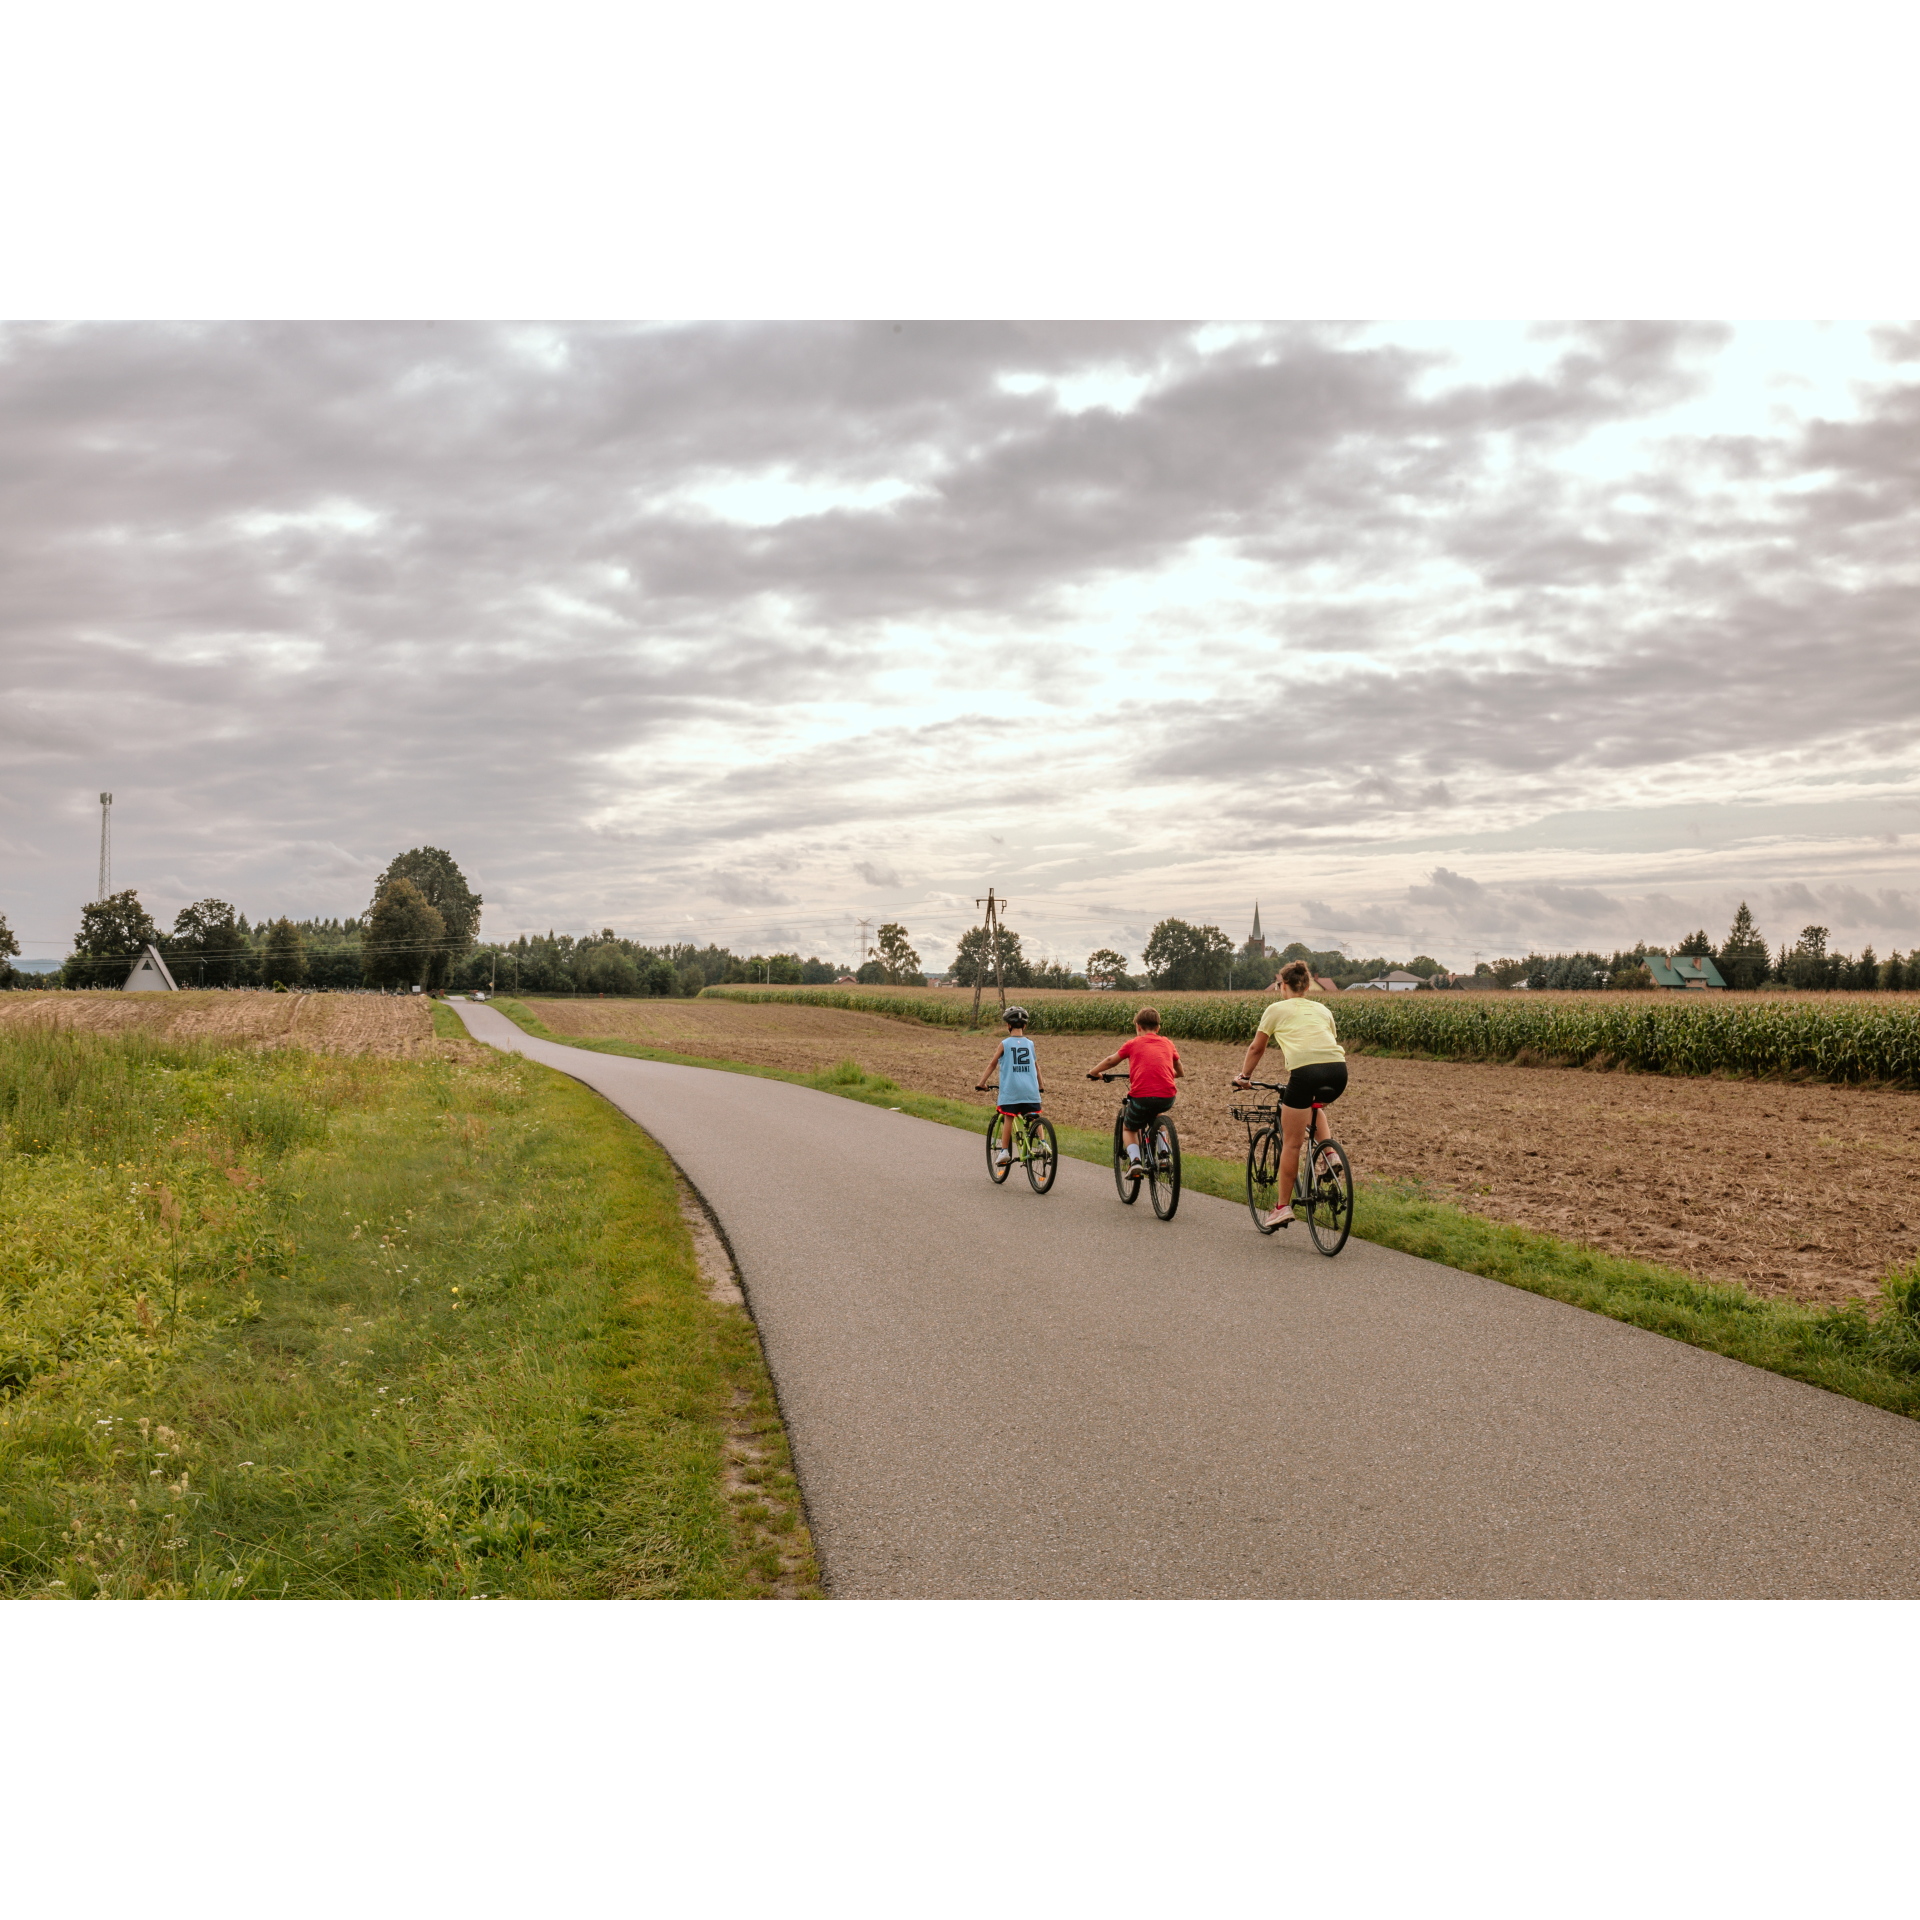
[985,1105,1059,1194]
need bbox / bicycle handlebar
[1092,1070,1130,1082]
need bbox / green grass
[701,983,1920,1085]
[486,997,1920,1422]
[0,1024,816,1598]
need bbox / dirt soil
[523,995,1920,1307]
[0,989,442,1058]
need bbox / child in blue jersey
[976,1005,1045,1169]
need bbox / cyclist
[1086,1006,1184,1182]
[976,1005,1046,1170]
[1232,959,1347,1227]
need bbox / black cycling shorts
[1280,1062,1347,1110]
[996,1102,1042,1117]
[1122,1093,1175,1130]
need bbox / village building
[1347,969,1426,992]
[1644,952,1727,989]
[123,943,178,992]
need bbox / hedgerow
[700,986,1920,1084]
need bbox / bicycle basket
[1230,1105,1278,1124]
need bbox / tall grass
[702,986,1920,1084]
[0,1027,815,1598]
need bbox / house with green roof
[1644,951,1726,989]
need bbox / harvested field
[0,989,445,1058]
[517,995,1920,1308]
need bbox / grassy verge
[485,997,1920,1422]
[0,1024,817,1597]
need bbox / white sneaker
[994,1150,1011,1166]
[1126,1160,1145,1181]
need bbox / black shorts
[996,1102,1042,1117]
[1281,1062,1347,1110]
[1123,1093,1175,1130]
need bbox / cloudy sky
[3,318,1917,973]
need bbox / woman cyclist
[1231,959,1347,1229]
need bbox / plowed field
[517,995,1920,1307]
[0,989,442,1058]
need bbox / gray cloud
[3,321,1917,966]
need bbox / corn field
[702,986,1920,1084]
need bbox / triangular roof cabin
[123,943,179,992]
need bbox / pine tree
[1717,901,1768,991]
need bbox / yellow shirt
[1256,996,1345,1070]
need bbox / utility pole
[970,889,1008,1026]
[98,792,112,901]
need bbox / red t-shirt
[1118,1033,1180,1099]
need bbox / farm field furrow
[0,990,439,1057]
[521,995,1920,1308]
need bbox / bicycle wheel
[1148,1116,1181,1221]
[1247,1127,1284,1233]
[986,1113,1012,1184]
[1025,1117,1058,1194]
[1112,1112,1140,1204]
[1304,1138,1354,1256]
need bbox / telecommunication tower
[98,792,113,900]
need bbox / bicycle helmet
[1002,1004,1030,1027]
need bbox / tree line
[10,849,483,992]
[1476,904,1920,993]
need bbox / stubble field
[522,994,1920,1308]
[0,990,440,1057]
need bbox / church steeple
[1250,902,1264,952]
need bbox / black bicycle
[984,1106,1058,1194]
[1232,1079,1353,1255]
[1096,1070,1180,1220]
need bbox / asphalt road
[452,1000,1920,1597]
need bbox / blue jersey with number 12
[998,1035,1041,1105]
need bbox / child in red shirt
[1086,1007,1184,1182]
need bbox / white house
[1347,969,1425,992]
[123,944,178,992]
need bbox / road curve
[451,1000,1920,1597]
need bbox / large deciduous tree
[362,879,446,989]
[0,908,18,987]
[1142,918,1233,991]
[67,890,160,987]
[368,848,480,989]
[170,898,250,987]
[950,923,1030,988]
[875,922,921,985]
[1086,948,1129,988]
